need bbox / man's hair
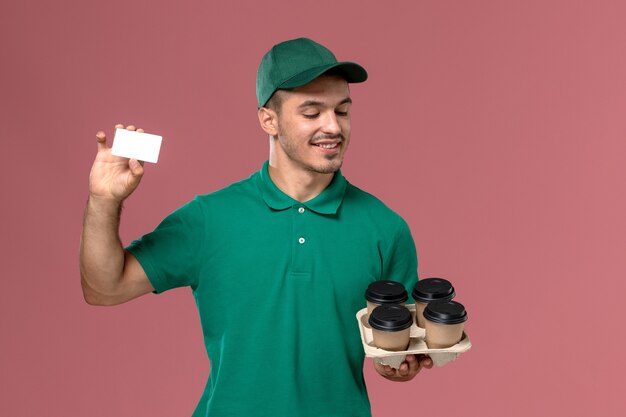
[263,68,347,114]
[264,90,286,114]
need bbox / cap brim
[279,62,368,90]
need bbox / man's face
[273,75,352,174]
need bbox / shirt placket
[291,204,312,276]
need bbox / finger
[398,362,409,377]
[377,363,394,376]
[406,354,419,371]
[373,359,398,377]
[126,125,137,131]
[137,128,144,133]
[115,123,124,129]
[373,362,385,375]
[400,355,417,375]
[421,356,433,369]
[129,159,145,178]
[96,131,107,150]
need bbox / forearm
[79,196,126,302]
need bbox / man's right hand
[90,124,146,202]
[80,123,154,306]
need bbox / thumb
[128,159,145,179]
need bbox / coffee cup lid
[423,300,468,324]
[365,280,408,304]
[368,304,413,331]
[412,278,455,303]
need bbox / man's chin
[311,161,342,174]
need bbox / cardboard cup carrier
[356,303,471,369]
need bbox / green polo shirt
[127,161,418,417]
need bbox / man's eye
[336,111,349,117]
[303,113,319,119]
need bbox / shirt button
[298,207,305,214]
[298,237,305,244]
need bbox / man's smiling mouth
[313,142,339,149]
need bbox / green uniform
[127,161,418,417]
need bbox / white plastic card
[111,128,163,163]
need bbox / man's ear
[258,107,278,137]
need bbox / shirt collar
[258,160,347,215]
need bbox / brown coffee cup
[412,278,455,328]
[424,300,468,349]
[368,304,413,351]
[365,280,408,315]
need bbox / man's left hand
[373,354,433,382]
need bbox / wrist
[86,194,124,216]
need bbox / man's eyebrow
[338,97,352,106]
[297,100,323,109]
[297,97,352,109]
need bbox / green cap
[256,37,368,108]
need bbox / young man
[80,37,432,417]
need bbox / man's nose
[321,111,341,135]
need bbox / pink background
[1,1,625,416]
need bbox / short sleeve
[382,217,418,301]
[126,197,205,293]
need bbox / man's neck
[267,160,334,203]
